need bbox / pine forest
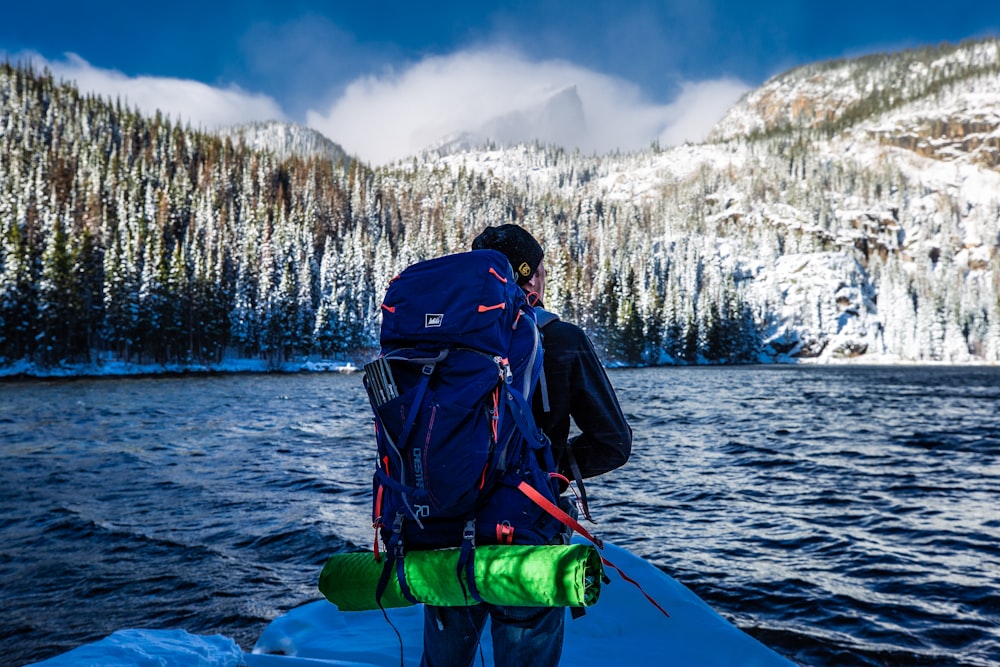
[2,38,1000,373]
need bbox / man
[420,224,632,667]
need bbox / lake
[1,366,998,666]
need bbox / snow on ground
[0,357,359,379]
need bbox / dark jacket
[532,309,632,479]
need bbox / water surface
[1,366,998,666]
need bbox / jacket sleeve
[554,324,633,478]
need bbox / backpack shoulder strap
[533,307,559,413]
[534,307,560,329]
[530,307,596,522]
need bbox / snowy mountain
[220,120,350,165]
[427,85,587,157]
[412,37,1000,363]
[2,38,999,373]
[709,39,1000,146]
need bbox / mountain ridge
[219,120,350,165]
[421,84,587,159]
[709,37,1000,142]
[1,38,999,372]
[403,37,1000,363]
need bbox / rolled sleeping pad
[319,543,603,611]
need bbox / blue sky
[3,1,998,164]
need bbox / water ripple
[2,367,999,666]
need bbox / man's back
[420,223,633,667]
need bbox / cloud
[656,79,752,146]
[5,47,749,165]
[10,51,285,130]
[306,48,750,165]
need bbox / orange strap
[516,481,602,547]
[488,267,509,283]
[478,303,506,312]
[598,555,671,618]
[516,481,670,618]
[373,455,390,563]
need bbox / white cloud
[306,48,750,165]
[656,79,751,146]
[12,52,285,130]
[5,48,749,165]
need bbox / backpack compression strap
[564,447,594,522]
[371,350,449,528]
[516,481,671,619]
[375,513,419,607]
[456,519,483,604]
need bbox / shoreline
[0,358,361,381]
[3,355,997,381]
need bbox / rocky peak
[708,38,1000,143]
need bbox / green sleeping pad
[319,543,603,611]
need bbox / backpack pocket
[476,447,562,546]
[415,400,493,515]
[375,393,493,509]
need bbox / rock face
[480,85,587,149]
[754,252,881,362]
[710,40,1000,146]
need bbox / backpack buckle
[462,519,476,544]
[492,356,512,383]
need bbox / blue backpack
[364,249,563,603]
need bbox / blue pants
[420,603,565,667]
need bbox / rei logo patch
[425,313,444,328]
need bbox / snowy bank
[0,357,359,379]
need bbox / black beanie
[471,225,544,285]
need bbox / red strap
[478,303,506,312]
[374,484,384,522]
[381,304,396,313]
[548,472,593,522]
[516,481,602,548]
[373,456,390,562]
[516,481,670,618]
[478,462,489,490]
[599,556,670,618]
